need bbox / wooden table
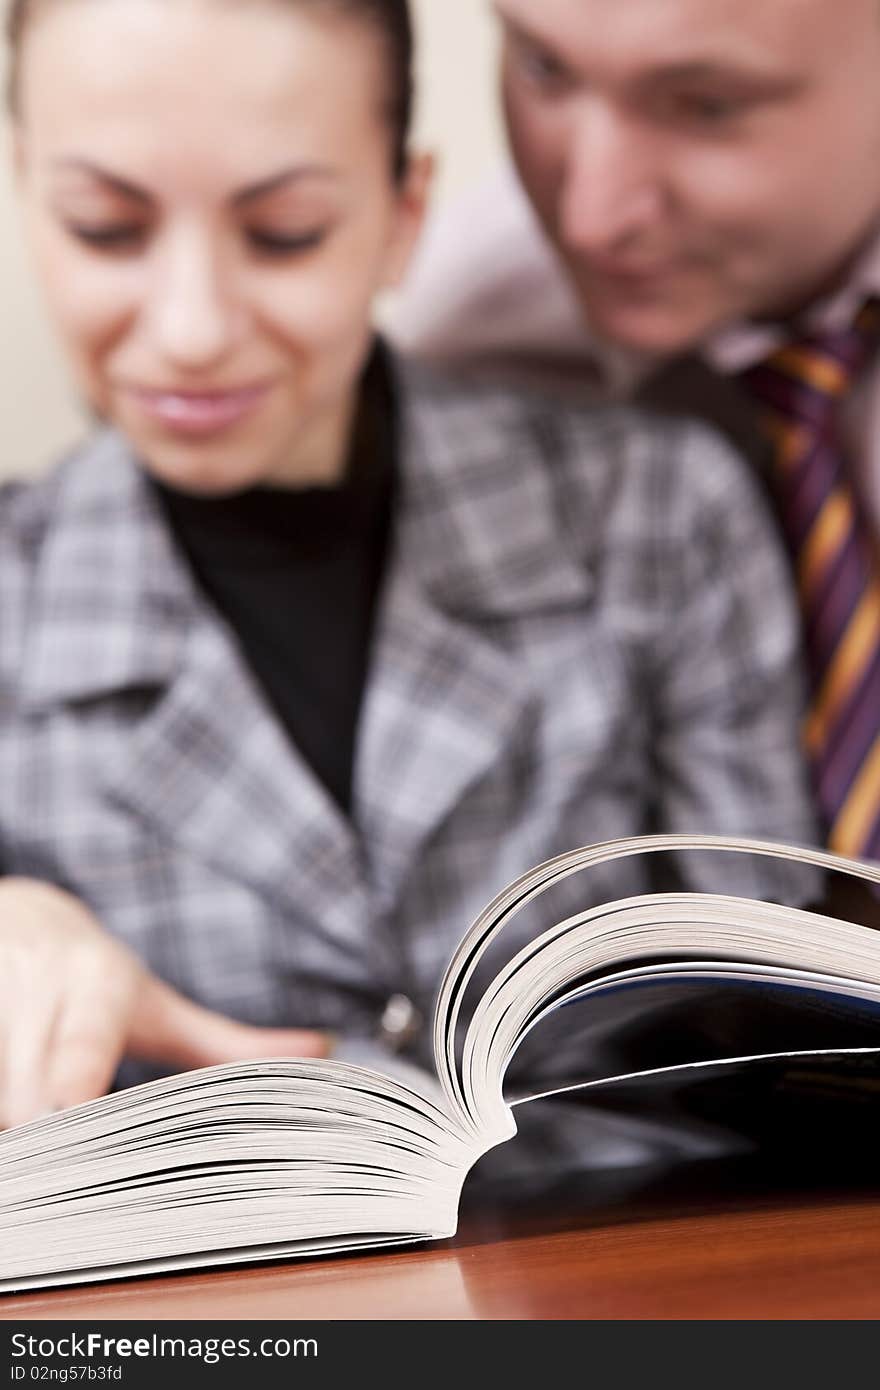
[4,1166,880,1320]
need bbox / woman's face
[14,0,428,493]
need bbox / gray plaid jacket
[0,363,816,1092]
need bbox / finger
[130,975,330,1069]
[0,991,60,1129]
[196,1023,331,1064]
[46,971,131,1112]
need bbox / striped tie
[741,301,880,858]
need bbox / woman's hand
[0,878,329,1129]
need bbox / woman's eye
[246,228,328,258]
[65,223,147,251]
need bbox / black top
[153,344,397,815]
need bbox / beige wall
[0,0,503,479]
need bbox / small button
[378,993,422,1051]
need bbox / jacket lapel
[21,366,598,967]
[106,617,381,975]
[354,368,595,912]
[21,436,380,984]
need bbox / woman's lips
[592,259,680,283]
[124,383,273,436]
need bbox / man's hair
[6,0,414,178]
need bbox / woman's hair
[6,0,414,178]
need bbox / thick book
[3,832,880,1293]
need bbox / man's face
[498,0,880,354]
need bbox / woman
[0,0,814,1133]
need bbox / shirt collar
[705,223,880,375]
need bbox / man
[394,0,880,863]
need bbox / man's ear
[381,150,435,290]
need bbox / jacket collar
[21,366,594,713]
[21,430,197,711]
[18,371,595,950]
[340,357,596,912]
[392,357,594,618]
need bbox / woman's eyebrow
[231,164,340,206]
[50,157,151,202]
[47,158,340,205]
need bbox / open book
[3,832,880,1293]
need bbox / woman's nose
[145,225,244,371]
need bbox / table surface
[5,1165,880,1321]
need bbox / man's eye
[66,223,147,250]
[246,228,328,258]
[513,39,572,94]
[671,92,745,126]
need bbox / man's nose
[558,103,665,256]
[147,227,243,370]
